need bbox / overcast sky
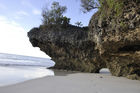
[0,0,97,58]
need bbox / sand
[0,70,140,93]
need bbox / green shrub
[99,0,124,17]
[42,1,70,26]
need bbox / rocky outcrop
[89,0,140,80]
[28,25,106,72]
[28,0,140,80]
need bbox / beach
[0,70,140,93]
[0,0,139,93]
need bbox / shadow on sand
[51,68,111,76]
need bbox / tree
[42,1,69,25]
[80,0,99,13]
[61,16,71,27]
[75,21,83,27]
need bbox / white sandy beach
[0,70,140,93]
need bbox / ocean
[0,53,55,86]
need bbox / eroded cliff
[28,0,140,80]
[89,0,140,80]
[28,25,106,72]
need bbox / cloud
[32,9,41,15]
[21,0,34,8]
[0,15,50,58]
[0,3,7,9]
[17,11,29,16]
[14,11,29,19]
[21,0,41,16]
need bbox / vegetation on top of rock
[75,21,83,27]
[42,1,70,26]
[80,0,99,13]
[81,0,124,16]
[99,0,124,17]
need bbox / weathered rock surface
[89,0,140,80]
[28,0,140,80]
[28,25,106,72]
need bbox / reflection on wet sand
[0,66,54,86]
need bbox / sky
[0,0,97,58]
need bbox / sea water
[0,53,55,86]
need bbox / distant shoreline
[0,64,50,67]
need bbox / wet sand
[0,70,140,93]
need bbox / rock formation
[28,0,140,80]
[89,0,140,80]
[28,25,106,73]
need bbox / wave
[0,53,55,68]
